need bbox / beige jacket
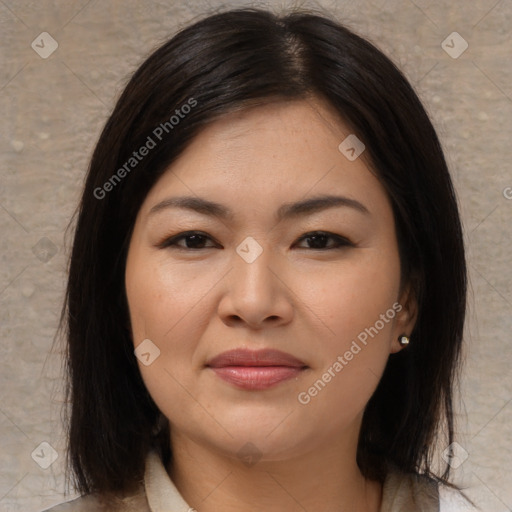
[42,450,473,511]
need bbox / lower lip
[209,366,305,390]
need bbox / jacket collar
[144,450,439,511]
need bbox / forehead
[176,97,358,170]
[138,97,388,223]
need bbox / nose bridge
[218,236,292,326]
[232,235,276,297]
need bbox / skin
[125,96,417,512]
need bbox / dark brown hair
[56,6,467,498]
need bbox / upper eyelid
[159,230,352,248]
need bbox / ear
[390,282,418,354]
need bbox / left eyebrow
[147,194,370,221]
[276,194,370,220]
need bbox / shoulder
[40,485,150,512]
[439,484,480,512]
[382,469,439,510]
[382,468,479,512]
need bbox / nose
[217,246,294,329]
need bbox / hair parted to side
[55,6,467,498]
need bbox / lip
[206,348,308,390]
[206,348,306,368]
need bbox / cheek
[292,250,400,416]
[295,319,395,436]
[126,257,213,343]
[125,256,213,420]
[301,249,400,343]
[125,253,222,399]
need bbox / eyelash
[157,230,353,251]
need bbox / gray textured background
[1,1,511,511]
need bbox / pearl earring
[398,334,410,346]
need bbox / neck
[167,430,382,512]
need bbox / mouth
[205,348,308,390]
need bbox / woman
[45,7,476,511]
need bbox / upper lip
[206,348,307,368]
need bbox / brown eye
[158,231,218,250]
[157,230,352,251]
[295,231,353,250]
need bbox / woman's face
[125,97,416,462]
